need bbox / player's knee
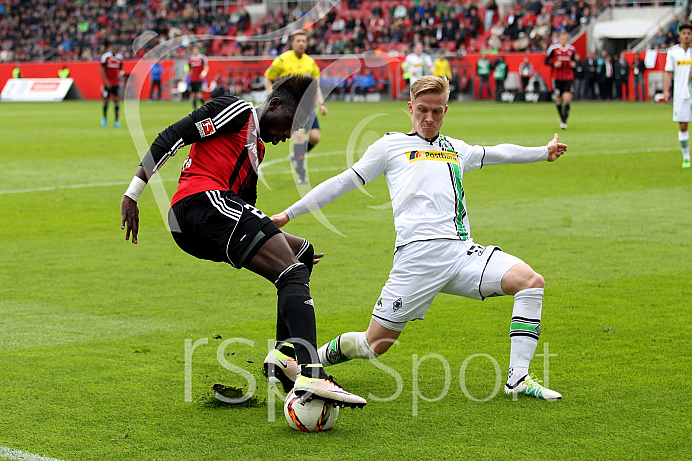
[274,262,310,292]
[296,240,315,274]
[503,263,544,294]
[368,338,392,356]
[527,271,545,289]
[309,129,320,146]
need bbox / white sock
[318,332,378,366]
[508,288,544,385]
[679,130,690,162]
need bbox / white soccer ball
[283,389,339,432]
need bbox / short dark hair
[679,22,692,33]
[268,74,318,128]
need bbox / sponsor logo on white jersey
[406,150,458,163]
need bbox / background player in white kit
[267,76,567,400]
[664,22,692,169]
[404,42,434,86]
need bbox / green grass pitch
[0,99,690,460]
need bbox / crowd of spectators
[187,0,604,57]
[0,0,250,62]
[0,0,685,63]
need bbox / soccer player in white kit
[664,22,692,169]
[266,76,566,400]
[404,42,434,85]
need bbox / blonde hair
[410,76,450,103]
[291,29,308,42]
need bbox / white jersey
[404,53,433,84]
[285,131,549,249]
[665,44,692,101]
[352,132,481,247]
[352,132,549,248]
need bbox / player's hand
[313,252,324,266]
[547,133,567,162]
[663,90,670,102]
[320,104,328,116]
[554,61,562,68]
[271,212,290,228]
[120,195,140,244]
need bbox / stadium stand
[0,0,603,62]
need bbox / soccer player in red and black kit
[185,46,209,109]
[100,43,124,128]
[119,75,367,408]
[545,30,577,130]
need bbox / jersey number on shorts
[243,203,266,219]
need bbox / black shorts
[310,112,320,130]
[553,79,574,96]
[168,190,281,269]
[102,85,120,99]
[189,81,203,93]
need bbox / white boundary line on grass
[0,181,131,195]
[0,146,675,196]
[0,446,66,461]
[0,151,347,196]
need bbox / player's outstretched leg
[318,319,400,366]
[503,287,562,400]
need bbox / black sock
[192,97,197,109]
[564,103,570,123]
[556,104,564,122]
[293,142,307,180]
[103,103,108,117]
[275,311,292,357]
[114,102,120,121]
[307,142,316,152]
[275,264,325,378]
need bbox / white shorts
[673,99,692,122]
[371,239,524,331]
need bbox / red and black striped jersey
[101,51,123,86]
[545,44,576,81]
[188,54,208,82]
[144,96,264,206]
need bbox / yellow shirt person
[264,30,326,184]
[433,57,452,79]
[265,49,320,81]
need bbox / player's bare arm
[264,76,273,93]
[120,166,148,244]
[663,71,673,101]
[100,66,111,89]
[318,86,328,115]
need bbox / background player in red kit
[545,30,576,129]
[119,75,367,408]
[100,42,124,128]
[185,46,209,109]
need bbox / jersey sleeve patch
[195,118,216,137]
